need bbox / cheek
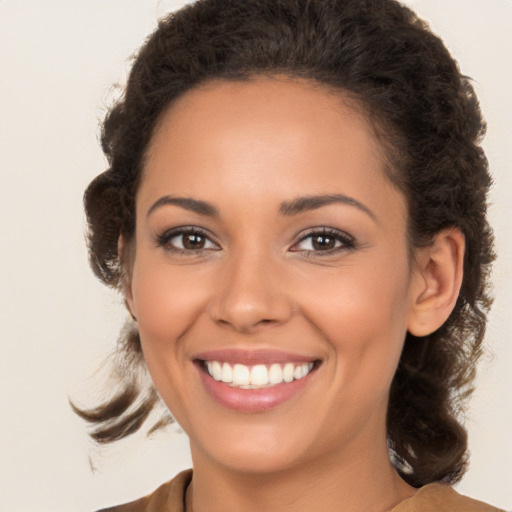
[303,261,410,335]
[131,256,209,343]
[298,260,412,383]
[128,255,210,406]
[129,256,209,423]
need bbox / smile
[194,350,321,412]
[203,361,315,389]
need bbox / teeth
[283,363,294,383]
[221,362,233,383]
[250,365,269,386]
[268,363,283,384]
[211,361,222,381]
[204,360,315,388]
[233,364,250,386]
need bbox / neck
[186,435,415,512]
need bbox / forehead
[141,77,404,223]
[149,77,378,160]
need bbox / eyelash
[290,227,356,255]
[156,226,220,255]
[155,226,356,256]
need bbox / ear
[407,228,465,337]
[118,235,137,321]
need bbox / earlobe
[408,228,465,337]
[118,235,137,320]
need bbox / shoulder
[391,483,506,512]
[95,469,192,512]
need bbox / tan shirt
[98,469,505,512]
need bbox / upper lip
[193,349,319,365]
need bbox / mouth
[198,360,317,389]
[193,350,321,412]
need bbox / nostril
[208,283,294,333]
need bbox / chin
[189,419,319,475]
[204,444,306,475]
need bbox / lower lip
[196,364,315,413]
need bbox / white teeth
[211,361,222,381]
[268,363,283,384]
[250,365,269,386]
[205,360,315,388]
[221,362,233,383]
[232,364,250,386]
[283,363,294,383]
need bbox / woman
[76,0,502,510]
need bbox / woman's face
[126,78,422,474]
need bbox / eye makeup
[155,224,357,259]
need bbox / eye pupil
[183,233,205,249]
[312,235,335,250]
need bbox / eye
[290,228,355,254]
[157,227,219,253]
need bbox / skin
[123,77,464,512]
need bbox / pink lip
[197,369,315,412]
[194,349,316,365]
[193,350,319,413]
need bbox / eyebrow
[147,196,219,218]
[147,193,376,222]
[279,194,377,221]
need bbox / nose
[208,249,294,334]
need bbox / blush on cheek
[307,281,408,384]
[132,266,199,336]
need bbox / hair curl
[75,0,494,487]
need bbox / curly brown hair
[75,0,495,488]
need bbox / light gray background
[0,1,510,511]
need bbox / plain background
[0,1,511,511]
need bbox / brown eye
[182,233,206,249]
[311,235,336,251]
[157,228,219,252]
[291,228,355,254]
